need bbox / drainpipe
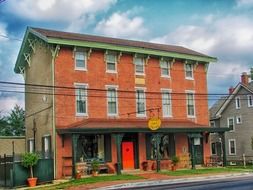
[51,45,60,179]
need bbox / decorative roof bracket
[204,63,209,72]
[28,38,36,53]
[145,55,150,65]
[194,61,199,70]
[117,52,122,62]
[87,48,92,60]
[24,53,31,67]
[51,45,60,58]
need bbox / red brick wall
[54,48,209,127]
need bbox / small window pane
[161,60,170,76]
[136,89,146,115]
[106,54,116,71]
[107,88,117,115]
[135,58,144,74]
[185,64,193,78]
[75,52,86,69]
[187,93,195,116]
[76,85,87,114]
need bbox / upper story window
[106,53,117,73]
[160,60,170,77]
[186,91,195,117]
[75,51,87,70]
[248,95,253,107]
[135,57,145,75]
[236,115,242,124]
[185,63,193,79]
[136,88,146,117]
[75,83,88,116]
[161,89,172,117]
[227,117,234,131]
[107,86,118,116]
[228,139,236,155]
[235,96,241,109]
[210,121,216,127]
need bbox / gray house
[210,70,253,164]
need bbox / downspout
[51,45,60,179]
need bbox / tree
[0,105,25,136]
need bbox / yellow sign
[148,117,161,130]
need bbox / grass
[33,174,144,190]
[160,167,253,176]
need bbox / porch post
[219,132,227,166]
[155,133,162,172]
[188,134,196,169]
[113,133,124,175]
[71,134,79,178]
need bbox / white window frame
[236,115,242,124]
[161,89,172,117]
[135,87,146,117]
[227,117,235,131]
[235,96,241,109]
[186,90,195,118]
[43,135,51,158]
[160,60,171,78]
[28,138,34,153]
[210,121,216,127]
[247,95,253,107]
[134,57,145,75]
[106,85,118,116]
[185,63,194,80]
[106,53,117,73]
[75,83,88,116]
[228,139,236,155]
[75,51,87,71]
[211,142,217,155]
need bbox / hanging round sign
[148,117,161,131]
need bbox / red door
[122,142,134,169]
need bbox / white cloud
[6,0,116,22]
[236,0,253,8]
[0,97,24,115]
[95,11,148,39]
[0,22,8,42]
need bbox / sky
[0,0,253,114]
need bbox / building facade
[15,27,228,179]
[210,71,253,164]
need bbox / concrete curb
[94,172,253,190]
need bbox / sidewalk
[94,172,253,190]
[67,172,253,190]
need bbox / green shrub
[21,152,39,178]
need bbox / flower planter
[75,172,81,179]
[27,177,37,187]
[92,171,98,177]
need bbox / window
[77,135,111,161]
[235,96,241,109]
[106,54,117,72]
[210,121,216,127]
[75,51,87,70]
[107,86,118,116]
[236,116,242,124]
[161,90,172,117]
[146,134,175,160]
[160,60,170,77]
[227,117,234,131]
[211,143,217,155]
[28,139,34,153]
[135,57,145,75]
[228,139,236,155]
[185,63,193,79]
[248,95,253,107]
[42,136,51,158]
[186,92,195,117]
[136,88,146,117]
[75,84,88,116]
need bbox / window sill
[185,77,194,80]
[187,115,196,119]
[106,70,117,74]
[76,113,88,117]
[161,75,171,79]
[135,73,145,76]
[75,68,87,71]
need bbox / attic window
[248,95,253,107]
[235,96,241,109]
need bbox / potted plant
[142,161,148,171]
[75,170,81,179]
[91,160,99,176]
[171,156,180,171]
[21,152,39,187]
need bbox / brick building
[14,27,228,179]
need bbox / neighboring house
[210,71,253,164]
[14,27,228,179]
[0,136,25,155]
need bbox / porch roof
[56,119,230,134]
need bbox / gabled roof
[210,81,253,119]
[14,27,217,73]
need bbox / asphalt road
[125,176,253,190]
